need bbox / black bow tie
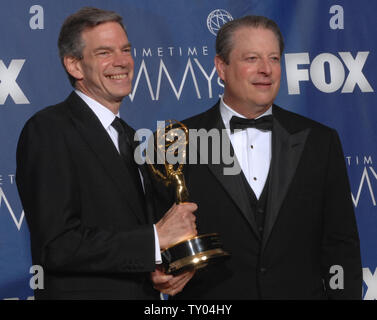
[229,115,273,133]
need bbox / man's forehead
[230,26,280,51]
[233,26,275,39]
[81,21,127,38]
[80,22,129,48]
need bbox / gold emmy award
[148,120,230,275]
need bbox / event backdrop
[0,0,376,299]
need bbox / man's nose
[113,51,132,67]
[258,58,272,75]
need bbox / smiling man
[215,25,281,119]
[15,7,197,299]
[155,15,362,299]
[64,20,134,114]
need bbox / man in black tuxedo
[155,15,362,299]
[15,7,197,299]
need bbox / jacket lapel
[138,163,155,224]
[190,103,261,240]
[65,92,146,224]
[262,105,310,252]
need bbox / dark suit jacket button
[257,208,264,214]
[260,267,267,273]
[258,227,263,233]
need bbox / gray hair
[58,7,127,86]
[216,15,284,64]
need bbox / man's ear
[214,55,227,82]
[63,56,84,81]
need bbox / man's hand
[151,266,195,296]
[156,202,198,249]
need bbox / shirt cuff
[153,224,162,264]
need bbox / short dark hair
[216,15,284,64]
[58,7,127,86]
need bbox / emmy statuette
[148,120,230,275]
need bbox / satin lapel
[262,112,310,252]
[66,92,146,224]
[194,104,261,240]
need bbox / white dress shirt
[220,96,272,199]
[75,90,162,263]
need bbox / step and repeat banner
[0,0,376,299]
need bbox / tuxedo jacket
[156,101,362,300]
[16,92,159,299]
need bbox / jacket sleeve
[321,129,363,299]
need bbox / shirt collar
[75,90,120,130]
[219,95,272,130]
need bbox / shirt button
[250,145,254,149]
[253,177,257,181]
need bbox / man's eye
[97,51,109,56]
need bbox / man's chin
[254,100,274,109]
[111,90,132,101]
